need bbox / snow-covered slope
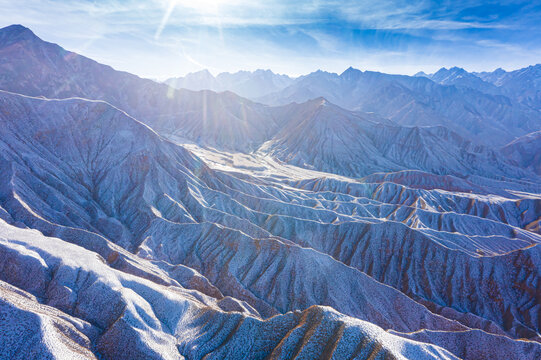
[1,219,463,360]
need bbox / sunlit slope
[1,219,465,360]
[260,98,533,179]
[0,25,278,152]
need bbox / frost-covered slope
[260,98,533,180]
[1,219,463,360]
[0,91,540,359]
[502,131,541,175]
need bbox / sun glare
[156,0,230,38]
[169,0,228,13]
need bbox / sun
[169,0,229,13]
[156,0,231,38]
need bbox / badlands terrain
[0,24,540,359]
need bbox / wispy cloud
[0,0,539,77]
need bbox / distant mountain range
[0,24,540,360]
[165,63,541,147]
[164,69,294,98]
[419,65,541,111]
[166,64,541,117]
[0,25,538,179]
[258,67,540,146]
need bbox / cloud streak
[0,0,539,78]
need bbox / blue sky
[2,0,540,78]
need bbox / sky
[1,0,541,79]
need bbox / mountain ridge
[164,68,294,98]
[257,66,541,146]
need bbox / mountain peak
[434,66,458,75]
[449,66,466,73]
[186,69,215,80]
[300,96,331,110]
[315,96,329,106]
[430,66,472,82]
[2,24,31,33]
[0,24,38,43]
[341,66,362,79]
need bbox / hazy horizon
[156,63,540,82]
